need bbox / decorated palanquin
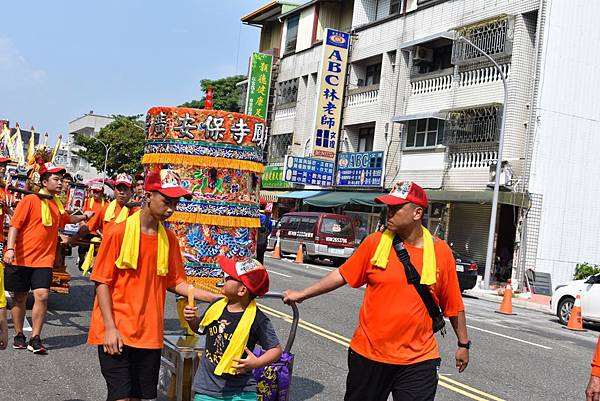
[143,107,267,292]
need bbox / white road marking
[466,324,552,350]
[304,264,334,272]
[23,317,32,332]
[266,269,292,278]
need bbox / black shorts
[345,348,440,401]
[98,345,162,401]
[3,265,53,292]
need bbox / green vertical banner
[262,165,292,188]
[245,52,273,120]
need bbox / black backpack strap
[392,236,446,336]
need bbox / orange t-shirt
[87,222,187,349]
[10,194,71,268]
[84,197,105,214]
[592,337,600,376]
[339,231,464,365]
[86,201,135,236]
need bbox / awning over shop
[259,190,289,202]
[425,190,530,208]
[399,31,455,50]
[277,190,326,200]
[304,191,387,208]
[392,111,446,123]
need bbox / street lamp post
[93,136,111,185]
[456,36,509,290]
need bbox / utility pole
[456,36,509,290]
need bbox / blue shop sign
[283,155,335,187]
[336,151,384,187]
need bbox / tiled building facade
[242,0,600,288]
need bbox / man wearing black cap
[3,163,94,354]
[284,181,470,401]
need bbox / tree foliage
[74,115,145,177]
[180,75,246,112]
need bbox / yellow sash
[81,237,102,276]
[370,227,437,285]
[199,297,257,376]
[104,200,129,223]
[39,188,65,227]
[89,197,105,209]
[114,211,169,276]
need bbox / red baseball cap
[114,173,133,187]
[0,156,12,163]
[219,255,270,297]
[145,168,192,200]
[39,162,66,176]
[375,181,428,208]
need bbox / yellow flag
[51,134,62,162]
[15,125,25,166]
[26,127,35,164]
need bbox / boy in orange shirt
[3,163,94,354]
[88,168,219,401]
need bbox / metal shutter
[447,204,492,275]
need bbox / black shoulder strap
[392,236,446,336]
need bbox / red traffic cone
[495,280,516,315]
[564,293,586,331]
[294,242,304,264]
[272,236,281,260]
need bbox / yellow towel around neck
[104,200,129,223]
[81,237,102,276]
[39,188,65,227]
[89,198,104,209]
[199,297,257,376]
[370,227,437,285]
[114,210,169,276]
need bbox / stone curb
[464,290,553,315]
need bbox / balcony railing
[411,72,453,95]
[450,150,498,169]
[273,106,296,120]
[452,15,514,65]
[346,86,379,107]
[410,63,510,95]
[443,104,502,146]
[458,63,510,87]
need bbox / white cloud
[0,36,47,84]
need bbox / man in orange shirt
[586,339,600,400]
[88,168,219,401]
[76,182,106,271]
[74,173,135,241]
[284,181,470,401]
[3,163,94,354]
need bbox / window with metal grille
[390,0,401,14]
[284,16,299,54]
[443,105,501,145]
[365,63,381,86]
[268,133,293,163]
[276,79,299,105]
[405,119,444,148]
[358,127,375,151]
[452,16,514,65]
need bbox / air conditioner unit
[413,46,434,63]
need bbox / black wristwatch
[457,340,471,349]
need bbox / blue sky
[0,0,268,141]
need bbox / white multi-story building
[242,0,600,288]
[55,112,113,179]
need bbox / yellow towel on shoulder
[114,211,169,276]
[81,237,102,277]
[39,188,65,227]
[370,227,437,285]
[199,297,257,376]
[104,200,129,223]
